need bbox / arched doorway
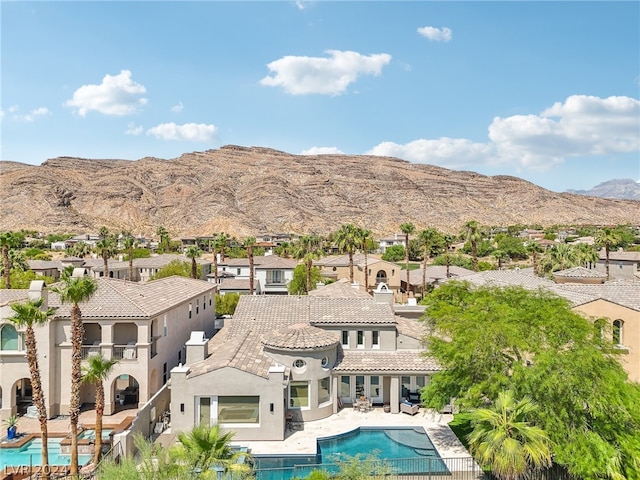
[375,270,388,286]
[12,378,32,415]
[111,374,140,412]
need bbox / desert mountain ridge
[1,145,639,237]
[566,178,640,201]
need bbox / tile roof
[49,276,215,318]
[0,289,30,307]
[557,283,640,311]
[408,265,475,285]
[27,260,64,270]
[133,254,212,268]
[309,279,372,298]
[553,267,607,279]
[217,278,259,291]
[395,316,426,340]
[309,298,396,326]
[262,323,339,351]
[333,349,441,373]
[598,251,640,261]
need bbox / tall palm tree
[50,272,98,475]
[418,228,440,295]
[539,244,579,276]
[82,355,119,465]
[217,232,230,261]
[122,235,136,281]
[98,226,110,239]
[156,226,170,252]
[0,231,20,289]
[359,228,373,292]
[443,233,454,278]
[95,236,116,279]
[173,423,251,477]
[400,222,415,298]
[334,224,361,284]
[595,227,622,279]
[71,241,92,259]
[468,390,552,480]
[184,245,202,280]
[210,233,225,285]
[9,298,56,480]
[574,242,598,269]
[294,235,323,293]
[526,241,544,276]
[492,249,508,270]
[243,236,256,295]
[462,220,482,272]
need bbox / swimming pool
[253,427,448,480]
[0,438,93,470]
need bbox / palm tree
[122,235,136,281]
[334,224,361,284]
[492,249,508,270]
[468,390,552,480]
[595,227,622,279]
[526,241,544,276]
[0,231,20,289]
[71,241,92,259]
[9,298,56,480]
[418,228,440,295]
[462,220,482,272]
[400,222,415,298]
[173,424,251,477]
[50,272,98,475]
[539,244,579,276]
[243,236,256,295]
[98,226,110,239]
[184,245,202,280]
[217,232,230,261]
[294,235,323,293]
[443,233,454,278]
[95,235,116,278]
[574,242,598,269]
[359,229,373,292]
[210,233,226,285]
[156,226,170,252]
[82,355,119,465]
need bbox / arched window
[375,270,387,285]
[0,324,19,351]
[613,319,623,346]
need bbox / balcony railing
[81,344,101,359]
[113,344,138,360]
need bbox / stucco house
[133,254,212,282]
[170,282,439,441]
[595,250,640,280]
[211,255,298,295]
[0,276,216,420]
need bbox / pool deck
[235,407,470,460]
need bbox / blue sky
[2,1,639,193]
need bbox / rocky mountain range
[1,145,639,237]
[566,178,640,201]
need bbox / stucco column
[390,376,400,413]
[170,364,190,433]
[332,376,340,414]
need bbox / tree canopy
[150,260,200,280]
[420,281,640,480]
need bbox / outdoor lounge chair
[400,401,419,415]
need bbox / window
[0,324,19,351]
[198,397,211,426]
[178,350,182,363]
[267,270,284,284]
[341,331,349,347]
[356,376,365,397]
[196,299,199,314]
[203,295,206,310]
[290,381,309,408]
[189,303,192,319]
[293,359,306,369]
[321,356,330,368]
[613,319,623,345]
[209,294,212,306]
[237,268,241,275]
[218,396,259,424]
[318,377,331,405]
[369,376,380,398]
[372,331,380,348]
[357,330,364,348]
[163,362,168,384]
[375,270,387,285]
[340,376,350,398]
[163,316,168,337]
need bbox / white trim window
[341,330,349,348]
[357,330,364,349]
[372,330,380,349]
[318,377,331,406]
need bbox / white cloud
[417,26,452,42]
[260,50,392,95]
[294,1,313,10]
[367,138,494,169]
[300,146,344,155]
[65,70,148,116]
[125,122,144,136]
[146,122,217,142]
[11,106,51,122]
[171,101,184,113]
[367,95,639,172]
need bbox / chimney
[28,280,48,306]
[185,331,208,365]
[373,283,394,308]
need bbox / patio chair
[400,401,419,415]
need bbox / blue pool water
[254,427,448,480]
[0,438,93,470]
[77,428,113,440]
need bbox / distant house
[595,250,640,280]
[377,233,408,253]
[212,255,297,295]
[134,254,212,282]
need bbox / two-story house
[595,250,640,280]
[210,255,298,295]
[0,275,216,420]
[169,282,439,441]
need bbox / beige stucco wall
[574,300,639,382]
[322,326,396,351]
[170,366,287,441]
